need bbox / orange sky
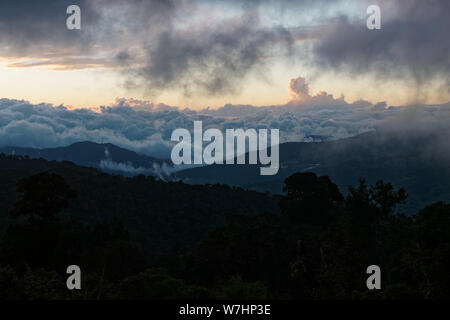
[1,58,448,110]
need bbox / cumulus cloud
[286,76,348,109]
[289,77,311,101]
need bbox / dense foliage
[0,154,277,257]
[0,154,450,299]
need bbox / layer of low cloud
[1,77,449,159]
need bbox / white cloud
[1,77,449,159]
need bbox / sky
[0,0,449,157]
[0,0,448,109]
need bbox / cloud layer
[1,77,449,159]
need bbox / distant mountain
[0,141,172,177]
[173,130,450,213]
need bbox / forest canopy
[0,154,449,299]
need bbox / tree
[10,172,77,220]
[279,172,343,225]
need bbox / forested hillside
[175,130,450,213]
[0,141,170,177]
[1,166,449,299]
[0,154,277,257]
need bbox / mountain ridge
[0,141,171,177]
[173,129,450,213]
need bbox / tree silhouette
[279,172,343,225]
[10,172,77,220]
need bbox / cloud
[0,98,176,158]
[0,0,350,96]
[0,0,96,57]
[286,76,348,109]
[0,0,177,67]
[1,0,447,101]
[1,77,449,160]
[0,0,296,95]
[311,0,450,95]
[289,77,311,101]
[129,13,294,96]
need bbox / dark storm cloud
[132,15,294,95]
[0,0,96,57]
[0,0,295,94]
[0,0,177,59]
[312,0,450,88]
[0,0,448,98]
[206,0,343,7]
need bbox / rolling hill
[0,154,277,257]
[174,129,450,213]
